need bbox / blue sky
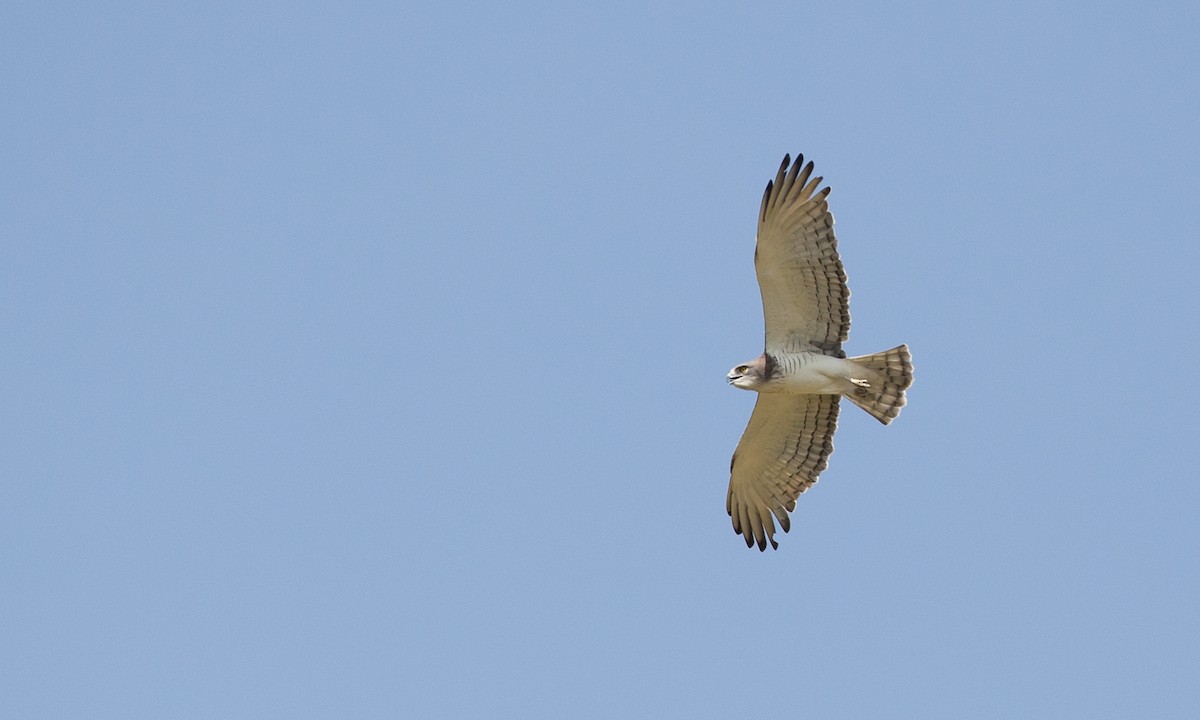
[3,2,1199,718]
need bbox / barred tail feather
[844,344,913,425]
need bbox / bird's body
[725,154,914,551]
[730,351,868,395]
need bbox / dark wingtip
[759,179,774,224]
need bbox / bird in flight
[726,154,913,551]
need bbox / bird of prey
[725,154,913,551]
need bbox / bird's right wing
[727,393,840,550]
[755,154,850,357]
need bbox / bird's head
[727,355,771,391]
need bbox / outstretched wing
[755,154,850,357]
[727,393,840,550]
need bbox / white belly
[770,353,859,395]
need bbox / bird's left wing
[727,393,840,550]
[755,154,850,357]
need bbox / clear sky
[3,2,1199,718]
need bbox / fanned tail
[844,344,913,424]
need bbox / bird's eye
[736,366,748,374]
